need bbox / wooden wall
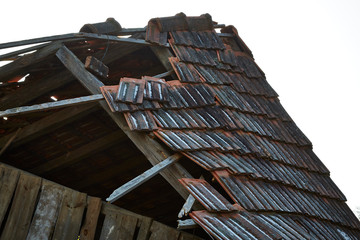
[0,163,203,240]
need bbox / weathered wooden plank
[106,153,182,203]
[0,166,20,227]
[79,197,102,240]
[0,94,104,118]
[0,29,147,50]
[0,103,98,150]
[178,194,196,218]
[118,215,139,239]
[0,42,50,61]
[30,130,125,174]
[56,45,194,200]
[52,189,87,240]
[26,181,64,240]
[0,41,63,83]
[0,173,42,240]
[149,221,180,240]
[179,231,203,240]
[136,216,153,240]
[99,212,119,240]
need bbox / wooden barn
[0,13,359,239]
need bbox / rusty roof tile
[124,111,158,131]
[115,77,145,104]
[179,178,238,212]
[145,19,168,46]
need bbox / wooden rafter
[56,45,195,200]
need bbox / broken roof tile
[142,76,169,102]
[179,178,238,212]
[116,77,145,104]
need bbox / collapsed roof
[0,13,359,239]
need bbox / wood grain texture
[0,173,42,240]
[52,188,87,240]
[0,166,20,227]
[26,181,64,240]
[79,197,102,240]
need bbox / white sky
[1,0,359,212]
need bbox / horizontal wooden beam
[106,153,182,203]
[0,28,147,50]
[0,94,103,118]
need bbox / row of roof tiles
[183,151,343,200]
[213,170,359,228]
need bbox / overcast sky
[1,0,359,212]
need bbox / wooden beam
[56,45,195,200]
[0,42,50,61]
[177,219,198,230]
[30,130,126,175]
[0,103,98,150]
[0,29,147,50]
[106,153,182,203]
[0,94,103,118]
[0,41,63,83]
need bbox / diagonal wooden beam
[106,153,182,203]
[30,130,126,175]
[0,103,98,150]
[56,45,194,200]
[0,94,103,118]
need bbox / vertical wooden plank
[99,212,120,240]
[52,189,87,240]
[148,221,180,240]
[117,214,138,239]
[79,197,102,240]
[0,165,20,227]
[26,181,64,240]
[179,231,204,240]
[136,216,153,240]
[0,173,42,240]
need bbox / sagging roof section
[100,13,360,239]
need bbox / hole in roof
[18,73,29,83]
[50,96,58,101]
[3,117,8,121]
